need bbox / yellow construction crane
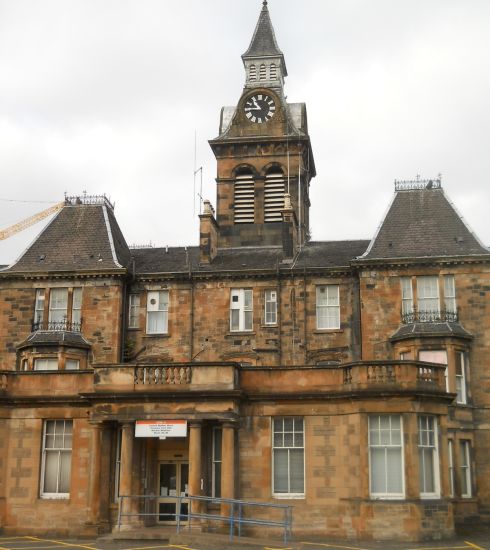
[0,201,65,241]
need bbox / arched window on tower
[264,168,285,223]
[259,64,267,80]
[234,169,255,224]
[249,65,257,81]
[270,63,277,80]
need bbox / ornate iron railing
[32,320,82,332]
[394,176,442,191]
[401,309,458,324]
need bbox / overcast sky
[1,0,489,264]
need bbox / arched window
[264,169,285,222]
[259,64,267,80]
[249,65,257,81]
[270,63,277,80]
[234,170,255,224]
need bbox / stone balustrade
[0,360,447,398]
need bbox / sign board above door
[135,420,187,439]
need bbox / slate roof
[131,240,370,275]
[361,188,489,260]
[242,1,287,72]
[390,322,473,342]
[17,331,92,350]
[4,202,131,273]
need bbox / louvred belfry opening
[234,172,255,224]
[264,170,285,222]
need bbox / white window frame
[128,294,140,329]
[264,289,277,325]
[272,417,305,498]
[400,277,414,317]
[48,288,68,324]
[316,285,340,330]
[35,289,45,324]
[368,415,405,499]
[71,288,82,326]
[146,290,169,334]
[419,350,448,392]
[418,415,440,498]
[212,427,222,498]
[460,440,472,498]
[448,440,455,498]
[417,276,440,320]
[444,275,456,314]
[34,358,58,371]
[40,419,72,499]
[230,289,253,332]
[455,351,468,405]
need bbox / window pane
[370,447,386,493]
[65,359,79,370]
[273,449,289,493]
[289,449,304,493]
[386,448,403,493]
[59,451,72,493]
[43,452,59,493]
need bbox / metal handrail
[117,493,293,543]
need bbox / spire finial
[263,0,268,7]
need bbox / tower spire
[242,0,287,90]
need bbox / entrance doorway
[158,461,189,523]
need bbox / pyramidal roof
[242,1,286,69]
[360,186,489,261]
[3,197,131,273]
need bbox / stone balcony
[0,360,448,400]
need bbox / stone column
[88,422,103,526]
[188,421,202,515]
[119,422,135,525]
[221,421,236,518]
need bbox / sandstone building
[1,1,489,542]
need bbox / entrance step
[170,532,299,550]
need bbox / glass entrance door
[158,461,189,523]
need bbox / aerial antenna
[193,131,204,215]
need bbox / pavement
[0,531,489,550]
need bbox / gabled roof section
[5,196,131,273]
[242,1,287,72]
[360,187,489,261]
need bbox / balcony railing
[401,308,458,324]
[135,365,192,386]
[32,320,82,332]
[341,361,446,390]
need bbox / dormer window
[249,64,257,81]
[259,64,267,80]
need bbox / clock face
[244,94,276,123]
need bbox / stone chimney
[281,193,298,259]
[199,200,219,264]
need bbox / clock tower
[208,0,316,254]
